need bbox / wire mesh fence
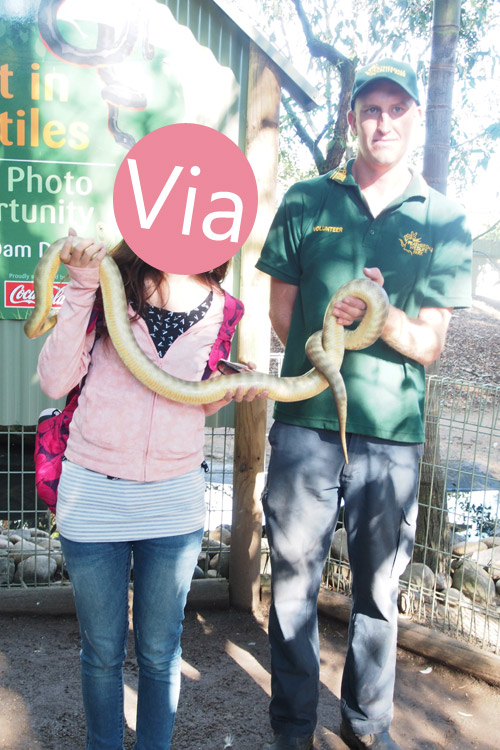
[322,376,500,654]
[1,374,499,653]
[400,377,500,654]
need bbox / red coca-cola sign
[4,281,67,309]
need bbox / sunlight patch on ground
[124,682,137,732]
[225,640,271,696]
[196,611,215,636]
[181,658,201,681]
[0,686,42,749]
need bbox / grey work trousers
[262,421,422,738]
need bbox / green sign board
[0,0,240,319]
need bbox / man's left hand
[332,266,385,326]
[363,266,385,286]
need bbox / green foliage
[230,0,500,197]
[277,141,318,195]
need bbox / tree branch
[288,0,356,173]
[290,0,350,67]
[282,95,327,172]
[473,217,500,243]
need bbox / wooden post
[229,43,281,611]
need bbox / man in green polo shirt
[256,58,471,750]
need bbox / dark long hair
[97,239,231,321]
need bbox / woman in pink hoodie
[37,231,261,750]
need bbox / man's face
[348,80,422,170]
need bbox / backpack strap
[87,302,102,334]
[202,290,244,380]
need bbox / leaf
[484,123,500,139]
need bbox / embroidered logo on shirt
[399,231,433,256]
[329,166,347,183]
[313,226,343,233]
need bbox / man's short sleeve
[421,194,473,309]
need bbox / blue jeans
[262,422,422,738]
[60,530,204,750]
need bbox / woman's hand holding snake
[59,228,107,270]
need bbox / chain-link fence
[1,375,499,654]
[323,376,500,655]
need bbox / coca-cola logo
[4,281,67,308]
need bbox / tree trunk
[423,0,462,193]
[415,0,462,573]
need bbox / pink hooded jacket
[37,265,230,482]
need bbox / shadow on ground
[0,606,498,749]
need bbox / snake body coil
[25,238,389,462]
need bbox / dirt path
[0,605,498,750]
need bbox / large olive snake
[24,237,389,462]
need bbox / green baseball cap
[350,58,420,109]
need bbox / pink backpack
[34,292,244,513]
[34,307,100,513]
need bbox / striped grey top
[56,460,207,542]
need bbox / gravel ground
[0,606,499,750]
[439,295,500,386]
